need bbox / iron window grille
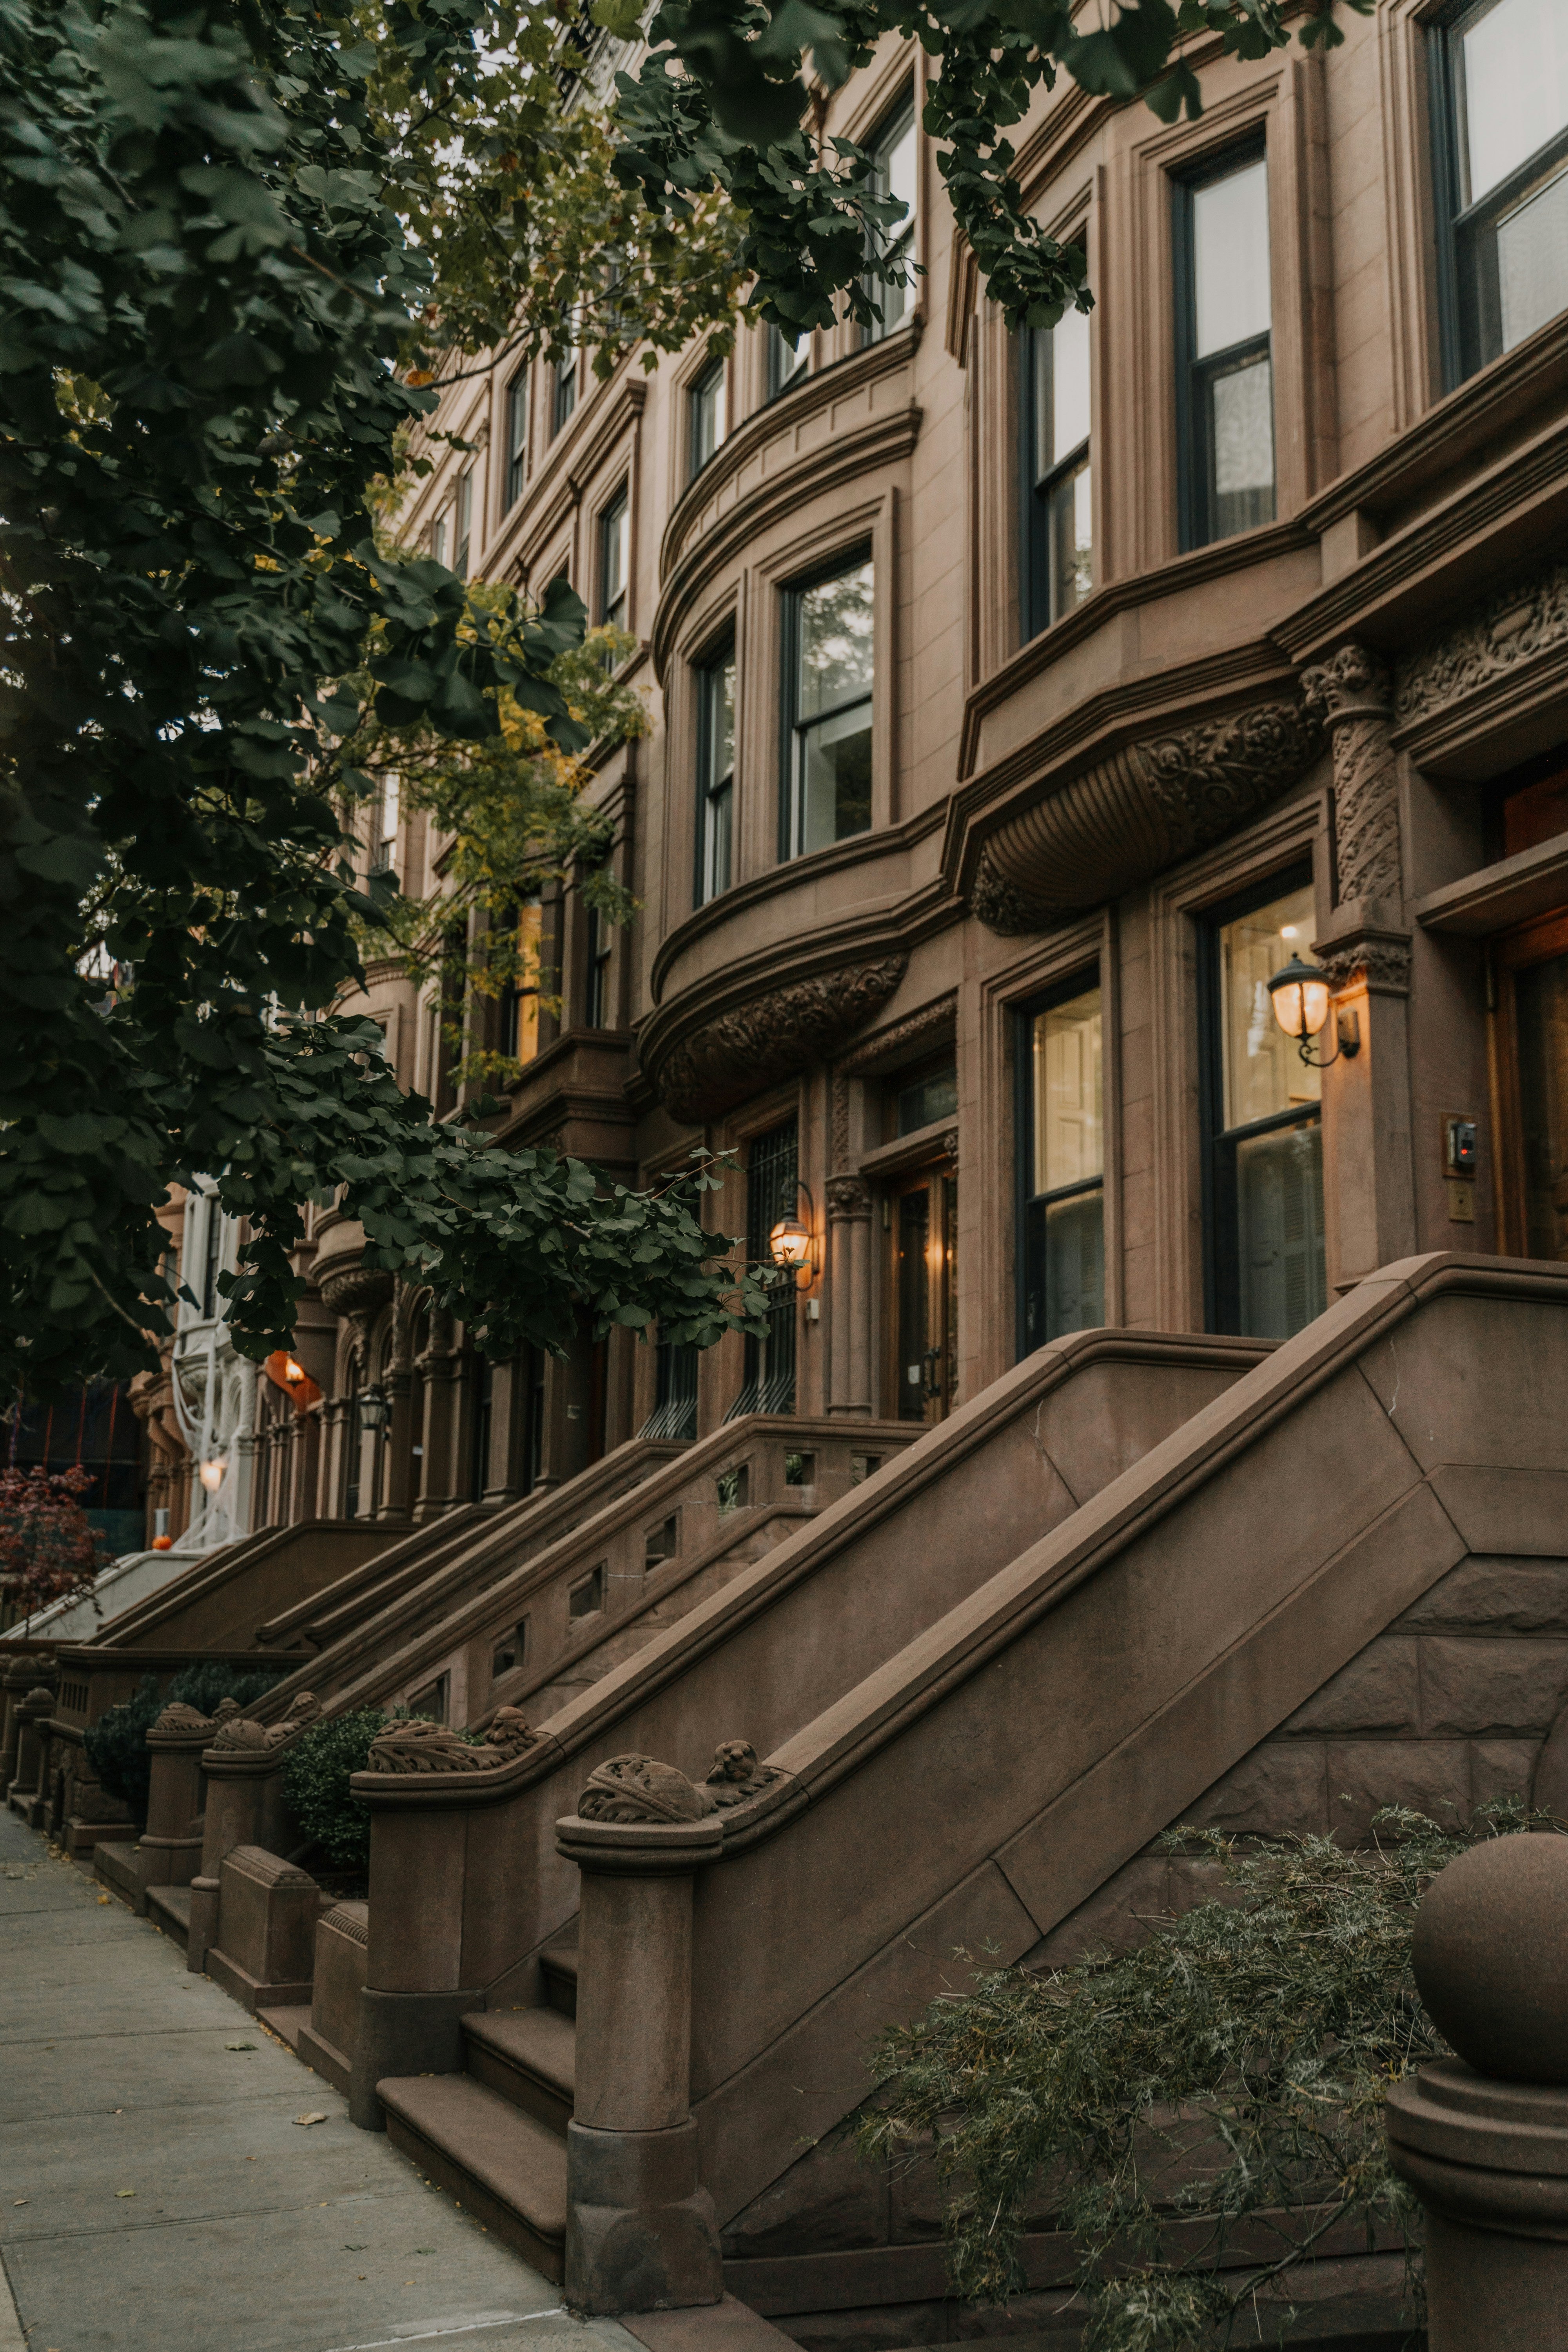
[640,1330,699,1439]
[727,1119,799,1418]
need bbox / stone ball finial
[1412,1833,1568,2084]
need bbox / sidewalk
[0,1811,638,2352]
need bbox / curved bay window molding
[648,954,908,1125]
[968,696,1323,934]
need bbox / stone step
[464,2005,575,2135]
[257,2003,312,2052]
[541,1942,577,2020]
[145,1882,192,1949]
[93,1840,140,1904]
[378,2072,567,2279]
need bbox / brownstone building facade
[254,0,1568,1539]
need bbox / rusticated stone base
[566,2119,722,2317]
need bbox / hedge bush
[83,1661,283,1822]
[280,1708,480,1873]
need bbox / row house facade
[248,0,1568,1592]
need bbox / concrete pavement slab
[0,1813,639,2352]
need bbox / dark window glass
[1201,876,1327,1338]
[1018,982,1104,1354]
[768,321,809,397]
[468,1353,492,1502]
[523,1345,546,1492]
[505,369,529,507]
[728,1120,798,1417]
[499,899,543,1065]
[864,96,918,342]
[1023,289,1092,639]
[783,555,873,860]
[569,1564,604,1621]
[696,646,735,904]
[554,347,578,434]
[454,470,473,577]
[1175,151,1275,550]
[689,359,728,475]
[895,1061,958,1136]
[584,893,613,1028]
[1435,0,1568,382]
[600,490,629,631]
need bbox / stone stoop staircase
[377,1937,581,2279]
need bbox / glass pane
[897,1189,930,1419]
[691,363,727,470]
[1461,0,1568,204]
[703,780,732,900]
[1219,884,1320,1131]
[799,703,872,850]
[1041,1188,1105,1341]
[896,1062,958,1135]
[1032,985,1103,1194]
[1193,158,1271,358]
[1515,950,1568,1261]
[1036,305,1091,474]
[1236,1119,1327,1339]
[1049,456,1093,616]
[1209,352,1275,537]
[798,561,875,716]
[1497,161,1568,350]
[770,323,808,393]
[704,655,735,785]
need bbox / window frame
[1428,0,1568,388]
[1172,140,1276,555]
[1013,969,1106,1359]
[553,347,579,435]
[583,892,613,1029]
[1020,253,1092,642]
[599,488,630,631]
[695,637,737,907]
[1196,860,1323,1336]
[504,367,529,509]
[688,358,728,477]
[767,321,810,400]
[861,89,918,346]
[779,544,876,865]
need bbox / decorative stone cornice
[651,955,907,1125]
[1394,562,1568,734]
[970,698,1323,933]
[365,1705,537,1774]
[1301,642,1393,726]
[1317,932,1414,996]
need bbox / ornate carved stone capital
[1300,642,1393,727]
[1301,643,1401,909]
[575,1741,779,1822]
[972,698,1323,932]
[365,1704,538,1774]
[1395,562,1568,732]
[208,1691,320,1755]
[940,1126,959,1167]
[578,1752,715,1823]
[653,956,907,1125]
[1317,933,1413,996]
[826,1175,873,1220]
[152,1700,215,1736]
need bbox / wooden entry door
[888,1166,956,1423]
[1495,909,1568,1260]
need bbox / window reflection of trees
[799,562,875,715]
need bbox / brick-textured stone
[1328,1739,1471,1842]
[1395,1558,1568,1634]
[1279,1637,1418,1734]
[1419,1637,1568,1735]
[1186,1741,1328,1836]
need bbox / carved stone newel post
[557,1748,774,2315]
[136,1700,217,1915]
[1300,645,1417,1288]
[1387,1834,1568,2348]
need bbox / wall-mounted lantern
[769,1184,818,1292]
[1267,955,1361,1069]
[358,1387,392,1435]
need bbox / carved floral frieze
[652,956,908,1125]
[363,1705,538,1775]
[971,698,1324,933]
[1395,562,1568,733]
[575,1740,780,1822]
